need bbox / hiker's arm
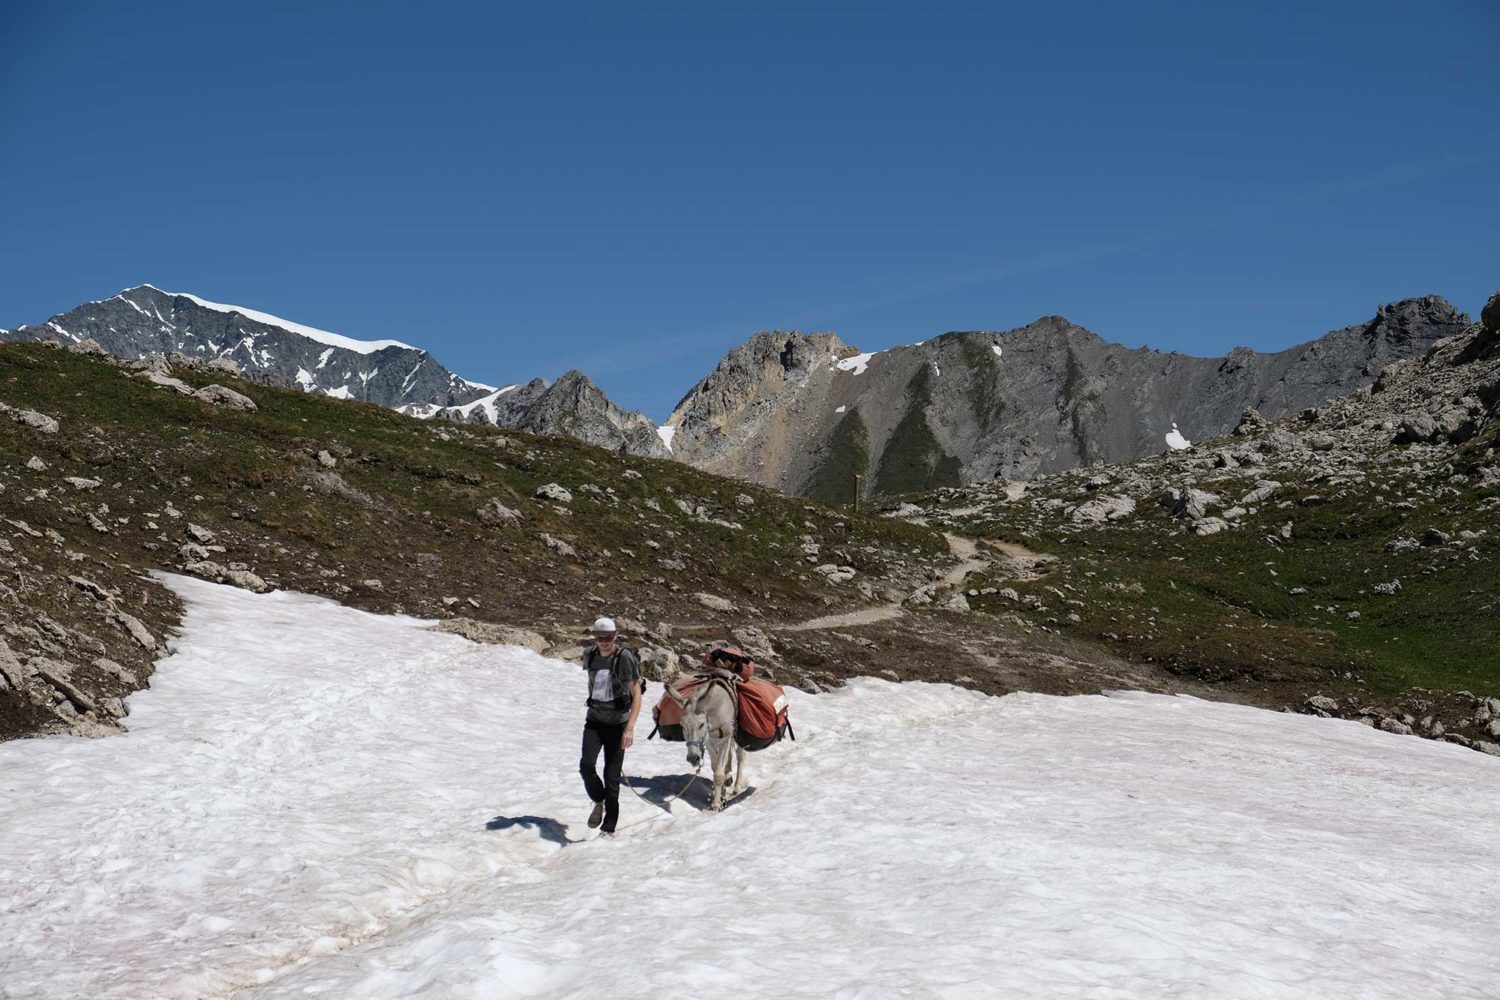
[623,679,642,748]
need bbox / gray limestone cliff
[665,296,1471,500]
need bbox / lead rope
[614,764,701,834]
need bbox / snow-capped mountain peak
[123,285,417,356]
[3,285,671,458]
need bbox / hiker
[579,616,642,835]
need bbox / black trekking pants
[580,717,626,833]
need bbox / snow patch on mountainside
[136,285,415,355]
[656,424,677,450]
[1,576,1494,999]
[835,351,877,375]
[447,385,519,423]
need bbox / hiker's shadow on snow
[485,814,574,846]
[626,773,757,812]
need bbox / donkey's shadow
[624,773,756,811]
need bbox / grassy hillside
[0,342,949,739]
[946,471,1498,694]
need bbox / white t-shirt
[591,665,614,702]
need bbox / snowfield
[2,578,1497,1000]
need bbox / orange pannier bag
[650,675,704,742]
[734,676,791,752]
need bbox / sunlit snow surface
[1,577,1496,999]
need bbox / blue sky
[2,1,1496,419]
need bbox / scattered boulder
[1305,695,1339,715]
[695,593,737,613]
[730,625,775,660]
[1372,579,1402,596]
[180,542,210,561]
[539,533,577,558]
[1394,413,1438,445]
[66,338,110,358]
[0,403,60,434]
[1070,495,1135,524]
[814,564,857,584]
[1306,433,1336,452]
[1160,487,1218,520]
[223,569,271,594]
[477,498,523,524]
[193,384,258,411]
[535,483,573,504]
[108,609,156,651]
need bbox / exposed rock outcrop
[668,297,1471,498]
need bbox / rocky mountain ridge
[2,285,667,458]
[664,296,1472,499]
[6,286,1474,492]
[880,290,1500,752]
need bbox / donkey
[680,679,746,811]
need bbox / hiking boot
[587,801,605,829]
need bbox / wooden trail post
[852,474,862,514]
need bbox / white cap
[591,617,617,636]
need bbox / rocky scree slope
[2,285,666,458]
[666,297,1469,500]
[0,339,986,741]
[883,290,1500,753]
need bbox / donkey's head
[681,697,708,767]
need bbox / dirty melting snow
[1,578,1496,1000]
